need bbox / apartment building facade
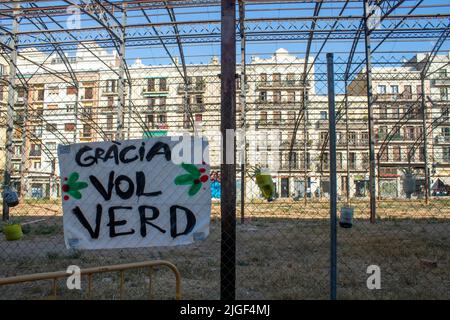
[2,46,449,199]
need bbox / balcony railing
[256,79,309,89]
[434,77,450,86]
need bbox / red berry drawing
[174,163,209,196]
[62,172,88,200]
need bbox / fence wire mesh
[0,0,449,300]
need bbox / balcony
[177,104,206,113]
[177,83,205,94]
[434,77,450,87]
[435,135,450,144]
[29,150,41,157]
[374,93,414,102]
[142,88,169,97]
[256,79,309,90]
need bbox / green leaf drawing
[68,172,79,184]
[175,174,195,185]
[181,163,200,178]
[188,182,202,196]
[68,189,82,200]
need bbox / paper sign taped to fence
[58,136,211,250]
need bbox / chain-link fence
[0,0,449,300]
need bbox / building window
[106,114,113,130]
[349,152,356,169]
[195,77,204,91]
[106,80,117,93]
[259,91,267,102]
[82,124,92,137]
[66,104,75,113]
[273,111,281,125]
[14,145,22,156]
[286,73,295,86]
[146,114,155,128]
[48,86,59,96]
[378,85,386,94]
[403,85,412,99]
[393,146,401,161]
[406,126,415,140]
[160,78,167,91]
[260,111,268,123]
[272,73,281,86]
[148,98,156,108]
[288,111,296,123]
[108,96,114,107]
[195,95,203,105]
[30,144,41,157]
[440,88,448,101]
[348,131,356,145]
[33,161,41,170]
[320,111,328,120]
[273,90,281,104]
[65,123,75,131]
[48,142,56,153]
[84,87,93,100]
[337,152,343,170]
[67,86,77,95]
[37,88,45,101]
[390,85,399,95]
[147,78,155,92]
[259,73,267,85]
[287,91,295,103]
[443,147,450,162]
[46,123,57,132]
[322,152,329,170]
[380,147,389,162]
[157,114,167,125]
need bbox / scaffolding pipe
[116,3,127,140]
[19,87,29,199]
[420,74,429,204]
[2,1,19,221]
[363,0,377,223]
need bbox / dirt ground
[0,198,448,299]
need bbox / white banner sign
[58,136,211,249]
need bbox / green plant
[401,167,415,176]
[246,164,262,180]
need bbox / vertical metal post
[363,0,377,223]
[116,3,127,141]
[420,74,429,204]
[344,85,350,204]
[238,0,246,223]
[127,82,132,139]
[20,87,29,198]
[74,82,79,143]
[3,2,19,221]
[220,0,236,301]
[327,53,337,300]
[303,86,309,204]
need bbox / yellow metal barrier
[0,260,181,300]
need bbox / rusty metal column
[2,2,20,221]
[363,0,377,223]
[220,0,236,300]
